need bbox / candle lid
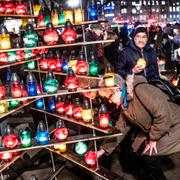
[98,103,108,114]
[0,26,8,34]
[90,51,96,62]
[37,121,46,132]
[65,20,73,29]
[105,64,114,73]
[26,72,37,83]
[26,23,34,32]
[4,124,13,135]
[56,119,66,128]
[46,22,54,30]
[67,67,75,77]
[13,42,22,49]
[11,73,20,83]
[46,70,54,80]
[83,99,90,109]
[55,95,64,102]
[79,51,85,61]
[74,97,81,107]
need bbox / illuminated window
[169,7,172,12]
[132,8,136,14]
[161,1,165,5]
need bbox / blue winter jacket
[115,40,159,81]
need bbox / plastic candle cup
[62,20,77,44]
[20,130,31,147]
[54,119,68,141]
[89,51,98,76]
[75,141,88,156]
[76,51,88,75]
[64,67,79,92]
[43,70,59,94]
[26,72,38,96]
[3,125,18,149]
[0,26,11,50]
[36,98,44,109]
[81,99,93,123]
[35,121,50,145]
[104,65,115,87]
[43,22,59,45]
[98,104,109,128]
[55,96,65,115]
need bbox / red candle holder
[62,20,77,44]
[54,119,68,141]
[0,152,13,161]
[98,104,109,128]
[65,104,74,117]
[43,23,59,45]
[55,96,65,114]
[11,83,22,98]
[64,68,79,92]
[4,2,15,14]
[0,85,6,99]
[73,98,82,120]
[84,150,97,167]
[99,114,109,128]
[0,52,9,65]
[15,2,27,15]
[48,59,56,70]
[16,50,25,62]
[76,51,88,75]
[0,2,6,13]
[38,14,45,28]
[39,54,49,70]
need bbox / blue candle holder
[36,131,49,145]
[88,6,98,21]
[27,82,38,96]
[48,98,55,112]
[62,59,68,73]
[36,98,44,109]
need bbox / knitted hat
[133,26,148,37]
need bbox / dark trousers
[119,127,167,180]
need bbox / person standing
[115,26,159,81]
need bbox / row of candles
[0,0,28,15]
[0,20,77,50]
[36,95,111,128]
[0,120,97,167]
[39,50,100,76]
[0,65,115,98]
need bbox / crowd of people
[84,21,180,180]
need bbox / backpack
[135,78,180,105]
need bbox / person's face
[134,32,148,49]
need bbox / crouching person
[92,74,180,180]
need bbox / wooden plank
[30,107,114,134]
[0,86,118,103]
[0,57,40,69]
[0,14,37,18]
[0,133,122,154]
[0,40,115,53]
[48,149,123,180]
[0,99,36,119]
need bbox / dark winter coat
[115,40,159,81]
[101,76,180,156]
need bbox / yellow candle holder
[104,72,115,87]
[0,34,11,50]
[64,10,74,23]
[74,9,84,23]
[0,102,9,114]
[81,109,93,123]
[52,12,59,27]
[54,143,67,153]
[33,4,41,16]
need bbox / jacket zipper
[141,50,147,77]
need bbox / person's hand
[143,140,157,156]
[133,64,145,74]
[97,149,105,158]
